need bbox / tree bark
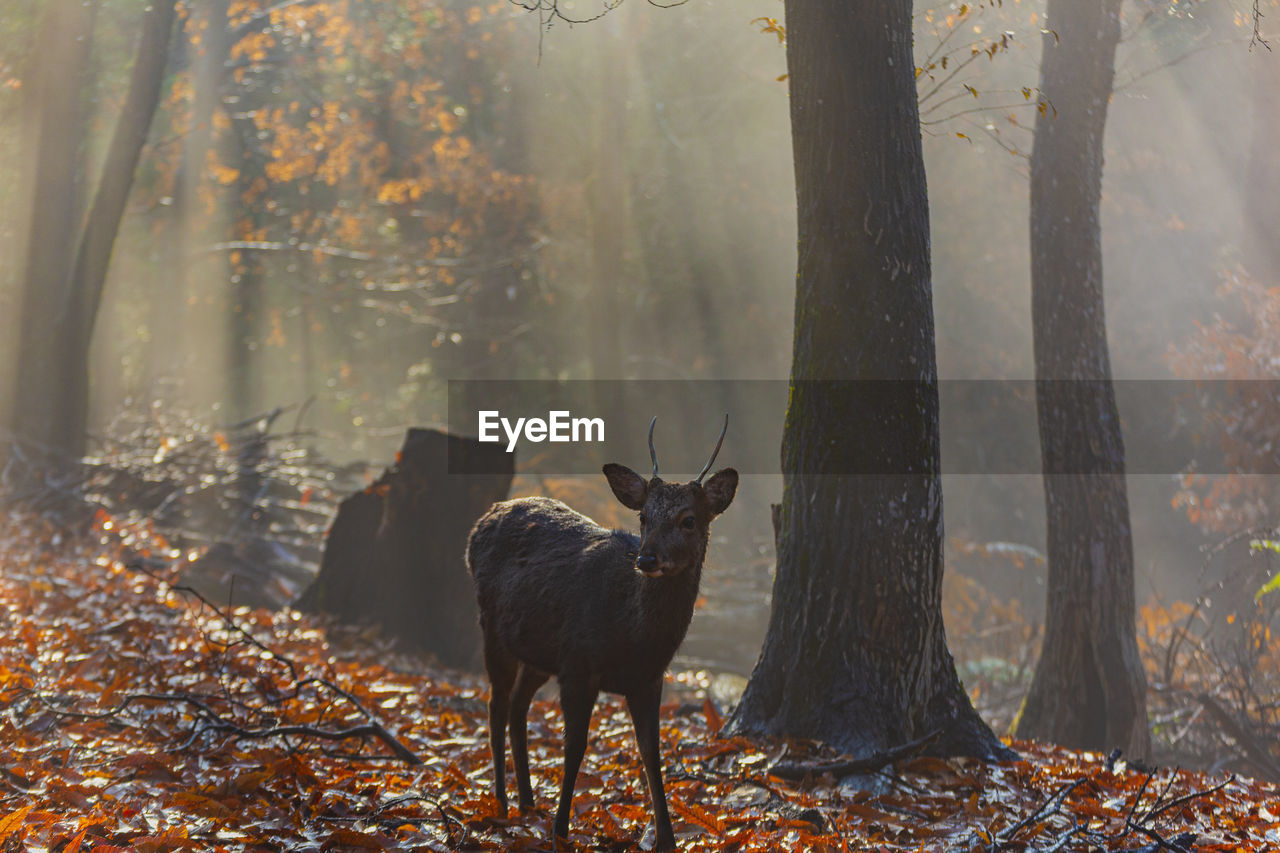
[1013,0,1150,758]
[725,0,1010,760]
[296,429,514,669]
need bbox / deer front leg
[627,678,675,852]
[553,679,598,844]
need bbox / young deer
[467,416,737,851]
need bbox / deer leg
[509,663,550,811]
[483,643,517,817]
[553,678,598,844]
[627,679,675,852]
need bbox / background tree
[7,0,94,458]
[725,0,1010,760]
[9,0,177,460]
[1013,0,1150,758]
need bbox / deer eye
[680,515,696,530]
[638,513,646,527]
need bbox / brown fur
[468,458,736,851]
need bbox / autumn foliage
[1166,269,1280,532]
[0,505,1276,852]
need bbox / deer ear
[603,464,648,510]
[703,468,738,516]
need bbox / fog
[1,0,1276,680]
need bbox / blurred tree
[1166,11,1280,535]
[135,0,541,433]
[146,0,232,394]
[1243,11,1280,285]
[1013,0,1150,758]
[8,0,93,458]
[725,0,1011,760]
[10,0,177,460]
[585,21,627,382]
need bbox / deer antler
[695,414,729,484]
[648,416,659,480]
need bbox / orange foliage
[0,508,1278,849]
[1167,270,1280,532]
[153,0,534,297]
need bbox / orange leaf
[62,828,88,853]
[0,804,33,840]
[669,795,722,834]
[321,827,389,850]
[702,697,723,733]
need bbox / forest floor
[0,507,1277,852]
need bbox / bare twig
[768,728,944,781]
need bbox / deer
[466,415,737,852]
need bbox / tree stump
[295,428,513,669]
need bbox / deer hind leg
[483,641,518,817]
[509,663,551,810]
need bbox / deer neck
[632,561,702,666]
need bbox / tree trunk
[585,21,628,382]
[10,0,176,460]
[1013,0,1150,758]
[726,0,1010,760]
[296,429,514,669]
[1244,34,1280,280]
[9,0,94,455]
[228,117,266,424]
[54,0,179,457]
[150,0,232,394]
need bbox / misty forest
[2,0,1280,849]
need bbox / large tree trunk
[296,429,514,669]
[725,0,1010,760]
[1013,0,1150,758]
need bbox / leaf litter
[0,508,1276,852]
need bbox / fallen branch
[1198,694,1280,781]
[998,765,1233,852]
[23,557,426,767]
[995,777,1091,848]
[197,721,422,765]
[768,728,944,780]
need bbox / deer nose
[635,555,659,575]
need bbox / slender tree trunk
[10,0,94,454]
[1244,38,1280,280]
[54,0,179,457]
[227,119,266,423]
[1013,0,1150,758]
[726,0,1010,760]
[586,20,628,381]
[151,0,232,394]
